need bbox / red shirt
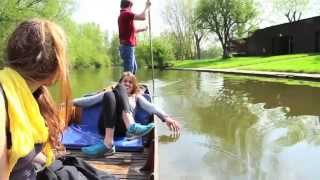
[118,9,136,46]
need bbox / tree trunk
[193,32,203,60]
[195,40,201,59]
[222,48,231,59]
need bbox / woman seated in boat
[74,72,180,157]
[118,72,180,132]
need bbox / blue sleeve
[73,92,104,107]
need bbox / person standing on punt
[118,0,151,74]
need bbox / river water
[66,67,320,180]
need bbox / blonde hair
[5,19,72,150]
[119,72,139,95]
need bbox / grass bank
[172,53,320,74]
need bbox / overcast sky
[72,0,320,36]
[72,0,166,36]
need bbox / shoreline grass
[171,53,320,74]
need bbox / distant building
[232,16,320,56]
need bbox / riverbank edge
[166,67,320,82]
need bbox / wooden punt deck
[67,128,158,180]
[68,148,151,179]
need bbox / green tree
[202,45,222,59]
[0,0,111,69]
[196,0,257,58]
[109,33,121,66]
[163,0,195,60]
[71,23,110,68]
[60,17,78,65]
[192,19,208,60]
[136,37,175,68]
[272,0,309,23]
[0,0,73,37]
[0,0,74,63]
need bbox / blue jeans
[119,45,137,74]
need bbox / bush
[63,21,111,69]
[136,37,175,68]
[202,45,223,59]
[109,33,121,66]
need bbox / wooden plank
[68,145,152,179]
[153,122,159,180]
[91,163,147,175]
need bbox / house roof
[255,15,320,32]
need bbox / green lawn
[172,53,320,73]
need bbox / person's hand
[136,26,148,33]
[33,152,47,165]
[146,0,151,9]
[164,116,181,133]
[142,26,148,32]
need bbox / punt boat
[63,85,159,180]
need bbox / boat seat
[62,92,152,152]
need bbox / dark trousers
[98,84,130,137]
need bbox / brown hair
[119,72,139,95]
[5,19,72,150]
[120,0,133,9]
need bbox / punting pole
[147,0,155,101]
[147,3,158,179]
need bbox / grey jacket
[73,91,168,121]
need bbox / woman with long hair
[76,84,156,157]
[119,72,180,132]
[0,19,72,180]
[80,72,180,157]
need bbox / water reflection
[159,134,180,144]
[60,68,320,180]
[155,71,320,180]
[224,76,320,116]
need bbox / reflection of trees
[196,73,224,98]
[169,75,320,179]
[274,115,320,147]
[222,78,320,179]
[156,72,263,178]
[159,134,180,144]
[52,68,114,99]
[184,89,260,178]
[145,70,320,179]
[224,78,320,116]
[276,118,307,146]
[191,92,257,146]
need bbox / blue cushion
[62,125,143,151]
[62,125,102,150]
[114,137,144,152]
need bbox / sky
[72,0,167,36]
[72,0,320,37]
